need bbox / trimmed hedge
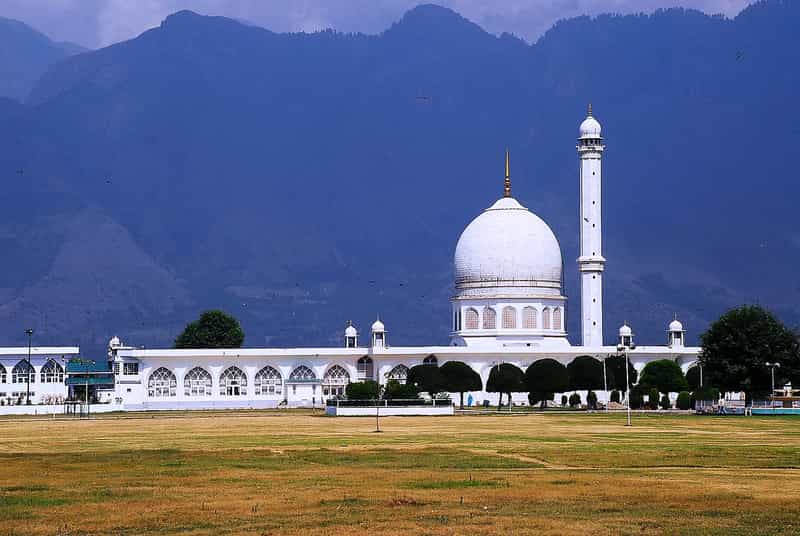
[676,391,691,410]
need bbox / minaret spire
[503,149,511,197]
[587,102,593,117]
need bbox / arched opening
[523,307,538,329]
[543,307,552,329]
[12,361,34,384]
[254,366,282,396]
[289,365,316,382]
[553,307,562,330]
[184,367,212,397]
[148,367,177,397]
[423,355,438,366]
[40,359,64,383]
[464,308,479,330]
[502,306,517,329]
[357,356,374,380]
[387,364,409,384]
[219,366,247,396]
[482,307,496,329]
[323,365,350,398]
[0,363,6,383]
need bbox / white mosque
[0,108,700,411]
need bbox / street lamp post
[601,356,608,411]
[25,329,33,405]
[766,362,780,403]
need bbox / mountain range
[1,1,798,355]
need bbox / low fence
[325,398,454,417]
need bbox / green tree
[586,390,598,410]
[659,394,671,410]
[685,366,702,390]
[383,380,419,400]
[560,394,568,406]
[700,305,800,402]
[486,363,524,410]
[525,359,569,409]
[639,360,689,395]
[605,355,638,390]
[610,390,621,404]
[440,361,482,408]
[648,387,660,410]
[174,310,244,348]
[568,392,581,408]
[346,380,380,400]
[567,356,605,391]
[407,364,446,395]
[629,386,645,409]
[676,391,691,410]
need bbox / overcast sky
[1,0,752,49]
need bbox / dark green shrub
[676,391,691,410]
[560,394,568,406]
[659,394,671,410]
[568,392,581,408]
[586,390,598,409]
[610,390,621,403]
[383,380,419,400]
[346,380,380,400]
[629,386,645,409]
[648,387,660,410]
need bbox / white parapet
[326,405,454,417]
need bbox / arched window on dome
[482,307,496,329]
[464,308,479,330]
[219,366,247,396]
[254,366,282,396]
[357,356,374,380]
[553,307,563,331]
[184,367,212,397]
[387,364,409,384]
[323,365,350,398]
[502,306,517,329]
[148,367,176,397]
[523,307,538,329]
[0,363,6,383]
[423,355,438,366]
[12,361,34,384]
[542,308,552,330]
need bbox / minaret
[577,104,605,347]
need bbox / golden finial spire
[587,102,593,116]
[503,149,511,198]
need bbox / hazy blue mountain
[2,1,799,355]
[0,16,85,101]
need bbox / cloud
[0,0,753,48]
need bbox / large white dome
[454,196,563,298]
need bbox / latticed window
[387,364,409,384]
[553,308,562,330]
[219,366,247,396]
[12,361,34,384]
[523,307,538,329]
[502,307,517,329]
[543,307,552,329]
[423,355,438,366]
[290,365,316,381]
[464,308,479,330]
[184,367,212,397]
[323,365,350,397]
[148,367,176,397]
[0,363,6,383]
[482,307,496,329]
[254,366,282,396]
[40,360,64,383]
[357,356,374,380]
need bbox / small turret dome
[619,324,632,337]
[669,319,684,332]
[371,319,385,332]
[579,104,602,139]
[109,336,122,348]
[345,324,358,337]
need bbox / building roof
[0,347,80,356]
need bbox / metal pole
[375,401,380,433]
[625,349,631,427]
[602,357,607,411]
[25,329,33,405]
[699,364,703,388]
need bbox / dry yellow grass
[1,411,799,535]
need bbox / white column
[577,114,605,347]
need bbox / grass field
[1,411,799,535]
